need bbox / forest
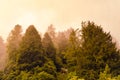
[0,21,120,80]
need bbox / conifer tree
[65,29,80,71]
[42,32,56,60]
[77,21,120,79]
[0,36,6,70]
[17,25,45,71]
[6,24,22,71]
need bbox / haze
[0,0,120,43]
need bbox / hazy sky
[0,0,120,43]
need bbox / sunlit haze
[0,0,120,43]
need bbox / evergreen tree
[65,29,80,71]
[42,32,59,72]
[56,32,69,69]
[0,36,6,70]
[6,24,22,72]
[42,32,56,59]
[17,25,45,71]
[55,28,73,71]
[56,32,68,53]
[77,21,120,79]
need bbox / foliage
[99,64,111,80]
[67,72,84,80]
[37,71,56,80]
[76,21,120,79]
[42,60,57,77]
[98,65,120,80]
[65,29,80,71]
[42,32,56,59]
[0,36,6,70]
[2,21,120,80]
[5,24,22,74]
[17,25,45,71]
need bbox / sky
[0,0,120,43]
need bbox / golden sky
[0,0,120,43]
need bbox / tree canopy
[0,21,120,80]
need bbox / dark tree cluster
[0,21,120,80]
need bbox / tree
[42,32,59,74]
[6,24,22,72]
[54,28,73,71]
[42,32,56,60]
[65,29,80,71]
[77,21,120,79]
[47,24,57,48]
[0,36,6,70]
[55,32,69,71]
[17,25,45,71]
[56,28,73,54]
[47,24,56,40]
[56,32,68,54]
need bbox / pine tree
[17,25,45,71]
[56,32,68,53]
[65,29,80,71]
[0,36,6,70]
[77,21,120,79]
[6,24,22,72]
[42,32,56,60]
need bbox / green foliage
[6,24,22,72]
[3,25,57,80]
[98,65,120,80]
[2,22,120,80]
[16,71,31,80]
[65,29,80,71]
[42,60,57,77]
[55,31,72,71]
[67,72,84,80]
[17,25,44,71]
[76,21,120,79]
[3,70,20,80]
[42,32,64,72]
[57,72,67,80]
[99,64,111,80]
[42,32,56,59]
[37,71,56,80]
[7,24,22,62]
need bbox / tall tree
[65,29,80,71]
[42,32,66,72]
[56,32,68,67]
[55,28,73,71]
[56,32,68,53]
[56,28,73,53]
[47,24,57,47]
[17,25,44,71]
[6,24,22,70]
[0,36,6,70]
[42,32,56,60]
[77,21,120,80]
